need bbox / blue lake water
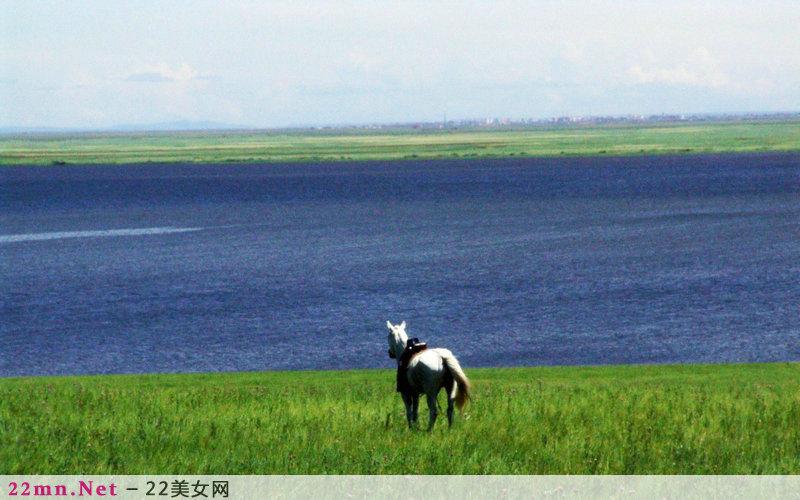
[1,154,799,377]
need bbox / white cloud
[626,48,729,88]
[123,63,201,84]
[627,65,728,88]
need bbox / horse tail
[442,351,472,410]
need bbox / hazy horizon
[3,1,799,130]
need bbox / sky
[2,0,799,130]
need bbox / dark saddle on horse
[397,338,427,393]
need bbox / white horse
[386,320,471,431]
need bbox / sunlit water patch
[0,227,204,244]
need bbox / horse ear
[387,320,393,329]
[400,321,406,329]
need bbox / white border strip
[2,475,799,500]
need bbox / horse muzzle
[388,348,396,359]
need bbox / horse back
[406,349,454,392]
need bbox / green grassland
[3,363,800,474]
[1,119,799,166]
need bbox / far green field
[1,119,799,166]
[2,363,799,474]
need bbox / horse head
[386,320,407,360]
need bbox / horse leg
[403,393,421,429]
[411,394,420,428]
[426,390,439,432]
[402,393,415,429]
[446,382,456,428]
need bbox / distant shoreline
[2,118,799,166]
